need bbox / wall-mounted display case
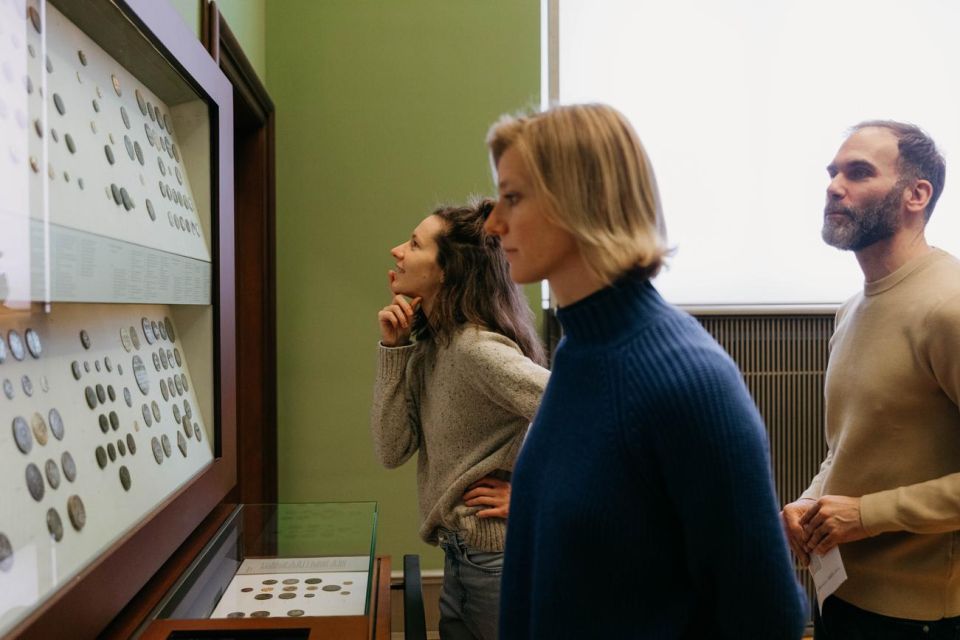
[0,0,236,637]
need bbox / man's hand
[781,498,817,567]
[463,476,511,520]
[800,495,869,555]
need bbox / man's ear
[903,179,933,217]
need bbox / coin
[136,89,146,115]
[83,386,97,410]
[287,610,305,617]
[152,400,161,422]
[23,329,41,358]
[226,612,245,618]
[126,433,136,455]
[31,412,48,445]
[175,166,183,185]
[134,141,143,165]
[172,143,180,163]
[47,508,63,542]
[129,326,140,350]
[250,611,270,617]
[305,578,322,584]
[152,352,160,371]
[107,442,116,461]
[172,403,181,423]
[161,434,171,457]
[147,101,155,121]
[142,317,155,344]
[49,409,64,440]
[53,93,65,115]
[80,329,91,349]
[254,594,272,601]
[2,379,13,400]
[95,445,107,468]
[322,585,341,592]
[119,327,132,352]
[95,384,106,404]
[123,134,134,160]
[141,404,152,427]
[12,417,32,454]
[78,49,87,66]
[84,361,90,373]
[194,422,202,442]
[0,338,5,362]
[278,593,296,600]
[160,379,169,401]
[45,459,61,489]
[151,437,163,464]
[146,199,156,221]
[108,411,119,431]
[8,330,24,360]
[95,359,102,373]
[111,74,121,96]
[177,430,187,457]
[67,495,86,531]
[174,348,182,367]
[27,5,40,33]
[144,122,156,145]
[92,98,100,113]
[104,144,115,165]
[121,187,134,211]
[111,183,122,206]
[98,414,108,433]
[183,415,192,438]
[21,375,32,397]
[118,465,131,491]
[46,55,53,74]
[132,355,149,395]
[159,348,168,370]
[174,375,183,395]
[116,438,126,456]
[65,133,76,154]
[123,387,132,407]
[282,578,299,585]
[26,463,44,501]
[121,105,130,129]
[39,375,49,392]
[61,451,77,482]
[106,386,115,404]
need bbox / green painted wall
[170,0,267,83]
[266,1,540,569]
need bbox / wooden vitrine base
[138,556,392,640]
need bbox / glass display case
[0,0,236,637]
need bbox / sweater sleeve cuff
[860,490,898,536]
[377,342,415,379]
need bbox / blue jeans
[437,529,503,640]
[815,596,960,640]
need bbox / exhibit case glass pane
[151,503,378,624]
[0,0,225,635]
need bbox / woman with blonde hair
[483,104,807,638]
[371,198,549,640]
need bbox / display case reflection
[0,0,217,635]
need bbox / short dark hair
[412,198,546,366]
[851,120,946,220]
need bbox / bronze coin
[287,610,304,617]
[84,386,98,410]
[304,578,322,585]
[262,579,278,585]
[0,533,12,571]
[152,351,161,371]
[8,330,24,361]
[194,422,202,442]
[12,416,32,454]
[107,442,116,461]
[96,384,106,404]
[174,348,182,367]
[177,430,186,457]
[67,495,86,531]
[45,458,61,489]
[24,329,41,358]
[21,375,33,397]
[104,145,115,165]
[132,355,149,395]
[27,5,41,33]
[49,409,64,440]
[141,404,152,427]
[151,400,161,423]
[226,612,245,618]
[304,593,315,598]
[29,156,39,173]
[282,586,297,592]
[151,437,163,464]
[126,433,136,455]
[241,588,254,593]
[107,385,116,402]
[53,93,65,115]
[160,379,169,401]
[117,438,126,456]
[111,74,121,97]
[254,594,272,600]
[123,387,132,407]
[31,412,48,445]
[80,329,91,349]
[109,411,119,431]
[26,463,45,501]
[95,445,107,468]
[278,593,295,600]
[130,326,141,350]
[33,118,43,139]
[136,89,146,115]
[2,379,11,400]
[250,611,270,618]
[98,414,109,433]
[61,451,77,482]
[322,585,341,592]
[119,465,131,490]
[47,508,63,542]
[161,434,171,457]
[282,578,299,585]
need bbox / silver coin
[8,330,24,360]
[49,409,64,440]
[84,361,90,373]
[146,199,156,221]
[21,375,33,397]
[194,422,202,442]
[84,386,97,409]
[132,355,149,394]
[287,610,305,617]
[98,414,109,433]
[134,141,144,165]
[0,337,5,362]
[151,400,161,422]
[105,144,115,165]
[95,445,107,468]
[92,98,100,113]
[151,437,163,464]
[159,348,168,370]
[3,379,13,400]
[119,465,131,490]
[46,56,53,74]
[24,328,41,358]
[31,412,48,445]
[95,359,102,373]
[174,348,182,367]
[172,143,180,163]
[278,593,296,600]
[183,399,192,420]
[136,89,147,115]
[161,434,171,457]
[53,93,66,116]
[160,379,169,401]
[78,49,87,66]
[65,133,76,154]
[25,463,44,501]
[109,411,119,431]
[157,156,166,176]
[80,329,91,349]
[166,349,174,368]
[177,430,187,457]
[130,326,141,350]
[111,74,121,97]
[39,375,49,392]
[126,433,136,455]
[123,134,134,160]
[0,533,12,571]
[142,317,155,344]
[167,377,175,396]
[250,611,270,617]
[45,459,60,489]
[107,442,116,461]
[153,105,162,125]
[95,384,106,404]
[172,404,181,423]
[254,594,273,601]
[174,375,183,395]
[111,183,122,206]
[47,508,63,542]
[157,321,168,341]
[226,612,245,618]
[61,451,76,482]
[183,415,192,438]
[121,187,135,211]
[121,105,130,129]
[175,166,183,185]
[322,584,341,592]
[141,404,152,427]
[12,417,31,454]
[123,387,132,407]
[144,122,156,146]
[120,327,132,352]
[67,495,86,531]
[152,352,161,371]
[117,438,126,456]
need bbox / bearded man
[781,121,960,639]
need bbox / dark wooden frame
[11,0,237,637]
[202,1,278,505]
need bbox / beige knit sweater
[371,325,549,552]
[801,248,960,620]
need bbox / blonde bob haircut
[487,103,669,284]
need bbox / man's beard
[821,182,905,251]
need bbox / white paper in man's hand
[808,546,847,611]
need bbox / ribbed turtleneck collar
[555,272,669,346]
[864,248,945,297]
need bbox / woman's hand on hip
[463,477,511,520]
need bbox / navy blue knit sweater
[499,275,808,639]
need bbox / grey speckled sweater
[371,325,549,552]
